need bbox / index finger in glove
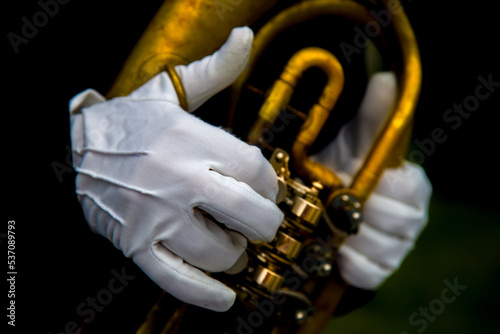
[135,243,237,312]
[199,170,284,242]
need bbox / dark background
[4,0,499,333]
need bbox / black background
[4,0,500,333]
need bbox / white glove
[69,27,284,312]
[313,72,432,290]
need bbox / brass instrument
[107,0,422,333]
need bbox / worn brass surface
[107,0,280,100]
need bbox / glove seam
[76,192,126,244]
[75,166,155,197]
[206,166,279,210]
[120,96,180,107]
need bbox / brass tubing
[228,0,384,128]
[165,65,189,111]
[248,47,345,189]
[288,49,345,190]
[107,0,280,100]
[350,0,421,201]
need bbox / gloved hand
[69,27,284,312]
[313,72,432,290]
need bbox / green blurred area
[323,193,500,334]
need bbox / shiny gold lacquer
[106,0,281,107]
[105,0,422,333]
[350,0,421,201]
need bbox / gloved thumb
[176,26,254,112]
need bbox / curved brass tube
[288,49,345,190]
[231,0,421,204]
[248,47,345,190]
[228,0,386,127]
[349,0,421,201]
[105,1,423,333]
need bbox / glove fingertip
[229,26,254,48]
[137,243,237,312]
[337,245,393,290]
